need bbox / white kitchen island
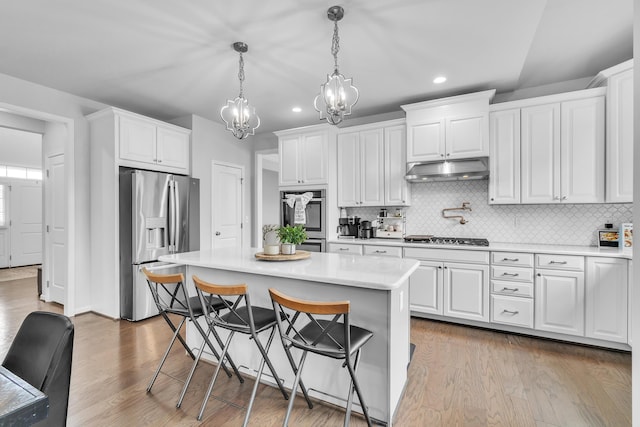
[159,247,419,426]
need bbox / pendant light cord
[238,52,245,98]
[331,19,340,74]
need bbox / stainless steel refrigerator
[119,167,200,321]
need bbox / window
[0,164,41,181]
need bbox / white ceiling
[0,0,632,134]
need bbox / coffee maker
[359,220,373,239]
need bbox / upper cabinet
[276,124,333,187]
[89,107,191,175]
[589,60,634,203]
[401,90,495,162]
[337,119,410,207]
[489,88,606,204]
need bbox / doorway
[254,149,279,247]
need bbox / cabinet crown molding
[273,123,336,137]
[85,106,191,134]
[401,89,496,112]
[489,87,606,112]
[587,59,633,88]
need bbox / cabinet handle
[501,287,519,292]
[438,266,442,269]
[562,196,567,200]
[549,260,568,265]
[440,153,445,157]
[537,273,541,277]
[374,250,387,254]
[157,159,162,163]
[446,153,450,157]
[490,198,494,201]
[501,309,519,316]
[339,248,350,251]
[501,272,519,277]
[502,258,519,262]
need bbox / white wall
[0,127,42,168]
[174,114,254,250]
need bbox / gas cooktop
[403,235,490,246]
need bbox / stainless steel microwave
[280,189,326,239]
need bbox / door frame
[0,102,75,316]
[254,148,278,247]
[211,160,245,249]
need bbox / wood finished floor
[0,277,631,426]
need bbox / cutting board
[254,250,311,261]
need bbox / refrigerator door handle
[174,179,181,253]
[169,180,176,252]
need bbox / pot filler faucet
[442,202,472,224]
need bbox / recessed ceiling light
[292,107,302,113]
[433,76,447,84]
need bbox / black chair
[269,288,373,427]
[2,311,74,427]
[192,275,292,425]
[141,268,243,406]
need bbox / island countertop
[160,247,419,291]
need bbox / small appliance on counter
[338,216,360,239]
[376,209,405,239]
[359,220,373,239]
[597,223,620,248]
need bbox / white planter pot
[263,245,280,255]
[281,243,296,255]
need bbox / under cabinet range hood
[405,157,489,182]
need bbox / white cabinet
[363,245,402,258]
[405,247,489,322]
[586,257,628,343]
[384,125,410,206]
[337,129,384,206]
[535,253,585,337]
[97,108,191,174]
[490,251,534,328]
[443,262,490,322]
[488,109,520,204]
[327,242,363,255]
[521,93,605,204]
[402,90,495,162]
[409,261,443,315]
[276,125,331,187]
[337,120,409,207]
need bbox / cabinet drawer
[363,245,403,258]
[491,252,534,268]
[490,280,533,298]
[491,266,533,282]
[328,243,363,255]
[404,247,489,264]
[491,295,534,328]
[536,254,584,271]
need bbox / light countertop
[159,247,420,291]
[328,238,633,259]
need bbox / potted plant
[277,225,307,255]
[262,224,280,255]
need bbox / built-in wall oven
[280,189,326,252]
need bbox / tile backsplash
[346,180,633,246]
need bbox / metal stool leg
[147,317,187,392]
[243,327,282,427]
[281,343,314,409]
[198,330,235,421]
[283,350,308,427]
[176,337,207,408]
[192,317,242,381]
[344,349,372,427]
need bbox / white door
[445,114,487,159]
[360,129,384,206]
[0,183,9,268]
[46,154,66,304]
[9,180,42,266]
[278,135,300,186]
[409,261,443,315]
[337,132,360,207]
[212,162,243,249]
[384,125,409,206]
[585,257,628,343]
[489,109,520,204]
[299,132,327,185]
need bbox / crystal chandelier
[220,42,260,139]
[314,6,359,125]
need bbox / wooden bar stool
[141,268,243,403]
[192,275,290,426]
[269,288,374,427]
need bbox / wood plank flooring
[0,277,631,426]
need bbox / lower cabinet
[491,294,534,328]
[443,263,490,322]
[535,268,585,336]
[586,257,628,343]
[409,261,443,315]
[327,243,363,255]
